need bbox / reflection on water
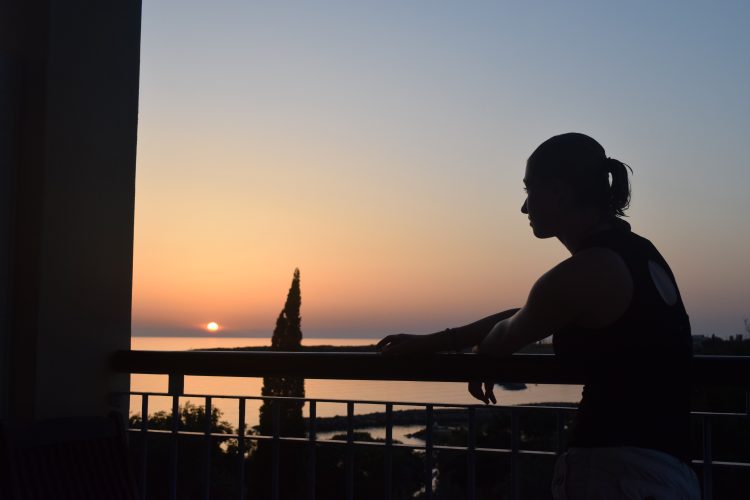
[317,425,426,447]
[130,337,581,432]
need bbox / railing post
[169,391,180,500]
[384,403,393,500]
[202,397,212,500]
[510,408,520,500]
[308,400,317,500]
[167,373,184,500]
[702,415,713,500]
[467,407,476,500]
[555,410,565,455]
[238,398,246,500]
[424,405,434,500]
[346,401,355,500]
[140,395,149,500]
[272,400,280,500]
[168,372,184,396]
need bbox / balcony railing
[113,351,750,500]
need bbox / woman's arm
[443,308,521,350]
[478,248,632,357]
[377,308,520,354]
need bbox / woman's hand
[468,345,496,404]
[376,334,431,355]
[467,380,497,405]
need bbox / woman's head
[521,133,631,238]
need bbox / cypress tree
[271,268,302,350]
[250,269,307,499]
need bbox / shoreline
[292,404,577,433]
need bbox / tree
[271,268,302,350]
[249,268,307,499]
[129,402,239,499]
[129,401,234,435]
[258,268,305,436]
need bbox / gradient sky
[132,1,750,338]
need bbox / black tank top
[553,218,693,463]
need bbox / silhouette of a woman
[378,133,700,499]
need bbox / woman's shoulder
[546,247,633,327]
[556,246,631,283]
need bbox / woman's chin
[531,225,555,239]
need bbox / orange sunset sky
[131,2,750,338]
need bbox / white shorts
[551,446,701,500]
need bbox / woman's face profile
[521,161,563,239]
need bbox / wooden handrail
[112,351,750,387]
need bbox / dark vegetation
[128,402,239,499]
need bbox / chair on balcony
[0,412,139,500]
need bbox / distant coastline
[132,330,744,341]
[131,331,383,339]
[305,403,577,434]
[192,344,378,352]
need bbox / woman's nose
[521,199,528,214]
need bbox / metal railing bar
[122,430,423,449]
[128,390,746,428]
[385,403,393,500]
[271,400,280,500]
[123,433,333,444]
[424,404,433,500]
[128,429,750,463]
[237,398,246,500]
[297,439,554,452]
[691,411,749,418]
[467,406,476,500]
[125,391,579,411]
[129,429,229,438]
[127,428,750,465]
[510,407,520,500]
[308,400,317,500]
[203,396,212,500]
[313,439,391,447]
[127,413,750,458]
[140,394,149,500]
[470,448,564,458]
[702,415,713,500]
[275,439,515,452]
[692,459,750,468]
[346,401,355,500]
[169,394,180,500]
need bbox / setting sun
[206,322,219,332]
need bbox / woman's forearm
[426,308,520,352]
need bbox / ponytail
[603,157,632,218]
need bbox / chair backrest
[1,413,139,500]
